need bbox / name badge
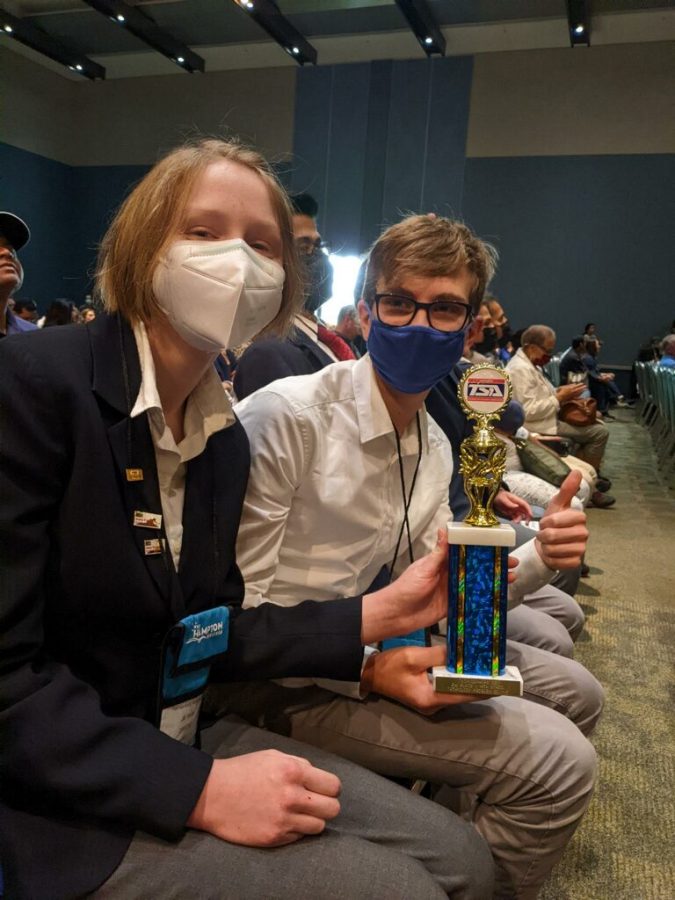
[160,695,204,744]
[134,510,162,530]
[125,468,144,482]
[159,607,230,745]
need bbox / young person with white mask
[223,215,602,899]
[0,143,494,899]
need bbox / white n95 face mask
[152,238,285,352]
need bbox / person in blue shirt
[0,212,37,339]
[658,334,675,367]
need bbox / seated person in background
[234,192,354,399]
[0,141,493,900]
[334,304,363,357]
[0,212,37,338]
[583,338,630,411]
[658,333,675,367]
[495,401,593,510]
[559,336,591,394]
[43,297,78,327]
[462,308,491,364]
[12,298,38,324]
[507,324,611,479]
[583,321,602,346]
[221,215,602,899]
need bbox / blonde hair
[363,214,497,311]
[95,138,301,336]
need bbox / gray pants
[557,419,609,472]
[96,717,494,900]
[510,587,586,657]
[208,635,601,899]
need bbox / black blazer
[234,328,335,399]
[0,314,363,899]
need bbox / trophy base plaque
[432,664,523,697]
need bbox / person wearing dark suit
[0,141,492,900]
[233,192,355,400]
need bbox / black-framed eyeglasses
[372,293,473,334]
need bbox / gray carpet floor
[540,411,675,899]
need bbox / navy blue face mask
[367,316,467,394]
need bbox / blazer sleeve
[0,340,211,839]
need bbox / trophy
[432,364,523,697]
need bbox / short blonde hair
[95,138,301,336]
[363,214,497,311]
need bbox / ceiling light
[574,24,584,34]
[3,23,12,32]
[82,0,204,72]
[232,0,316,65]
[75,63,83,70]
[393,1,445,58]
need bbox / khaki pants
[557,420,609,472]
[208,635,601,900]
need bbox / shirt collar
[293,313,318,340]
[352,354,430,455]
[130,321,234,462]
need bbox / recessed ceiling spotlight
[574,24,585,34]
[75,63,83,70]
[3,24,12,33]
[292,46,299,54]
[177,56,185,63]
[424,36,433,45]
[116,14,125,23]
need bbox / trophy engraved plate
[433,364,523,697]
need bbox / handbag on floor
[559,397,597,426]
[514,437,572,487]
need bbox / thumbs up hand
[535,471,589,569]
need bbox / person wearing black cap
[0,212,36,338]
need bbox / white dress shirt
[235,355,552,694]
[506,348,560,434]
[131,322,234,569]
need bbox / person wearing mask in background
[223,216,601,900]
[234,192,354,399]
[507,326,614,507]
[0,141,493,900]
[0,212,37,339]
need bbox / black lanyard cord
[389,411,423,577]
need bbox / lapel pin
[144,538,163,556]
[126,468,144,482]
[134,510,162,530]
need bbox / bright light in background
[319,253,364,325]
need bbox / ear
[357,299,372,341]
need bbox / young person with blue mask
[218,215,602,899]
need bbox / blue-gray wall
[291,57,473,255]
[0,142,147,304]
[462,155,675,366]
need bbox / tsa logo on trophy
[432,364,524,697]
